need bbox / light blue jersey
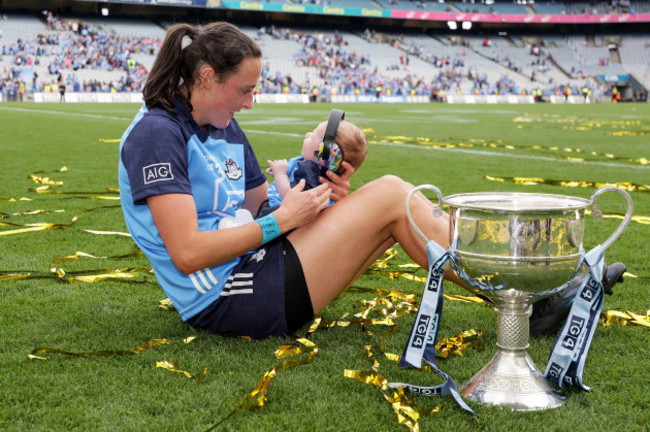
[118,101,266,320]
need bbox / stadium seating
[76,16,167,38]
[1,3,648,101]
[531,2,567,15]
[326,0,378,8]
[449,1,529,14]
[0,12,47,45]
[563,1,609,14]
[0,11,162,94]
[378,1,452,12]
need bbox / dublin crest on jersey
[225,158,243,180]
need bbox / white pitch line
[247,129,304,138]
[0,106,131,122]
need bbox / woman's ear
[198,66,216,90]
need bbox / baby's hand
[266,159,289,176]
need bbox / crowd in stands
[295,0,332,5]
[0,11,643,102]
[1,10,160,99]
[254,24,608,101]
[565,0,638,14]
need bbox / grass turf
[0,101,648,431]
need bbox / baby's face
[301,122,326,161]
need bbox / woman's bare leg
[287,175,459,312]
[349,238,396,283]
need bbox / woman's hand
[273,179,331,231]
[321,160,354,202]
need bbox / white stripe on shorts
[221,272,254,296]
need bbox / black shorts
[187,238,313,338]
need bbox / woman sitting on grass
[118,21,625,339]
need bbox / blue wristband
[255,214,281,245]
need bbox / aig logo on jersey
[143,163,173,184]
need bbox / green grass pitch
[1,101,648,431]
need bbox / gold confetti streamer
[0,222,68,236]
[485,175,650,196]
[64,269,152,283]
[399,273,426,283]
[28,173,63,186]
[0,197,32,202]
[514,114,643,131]
[341,285,481,432]
[610,130,650,137]
[0,273,31,281]
[601,310,650,328]
[344,368,443,432]
[158,298,176,311]
[50,248,143,269]
[27,354,47,361]
[7,162,645,432]
[435,330,485,359]
[46,248,151,283]
[156,360,207,381]
[369,248,399,270]
[31,185,120,197]
[338,261,485,431]
[1,209,64,218]
[203,327,320,432]
[380,326,401,362]
[274,337,316,359]
[598,213,650,225]
[28,339,172,359]
[0,204,123,237]
[51,251,112,265]
[371,130,649,166]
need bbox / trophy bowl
[406,185,633,411]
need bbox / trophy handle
[405,184,445,244]
[589,186,634,251]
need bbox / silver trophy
[406,185,633,411]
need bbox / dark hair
[143,22,262,114]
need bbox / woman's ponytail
[143,24,195,113]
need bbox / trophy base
[460,349,566,411]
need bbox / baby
[265,110,367,209]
